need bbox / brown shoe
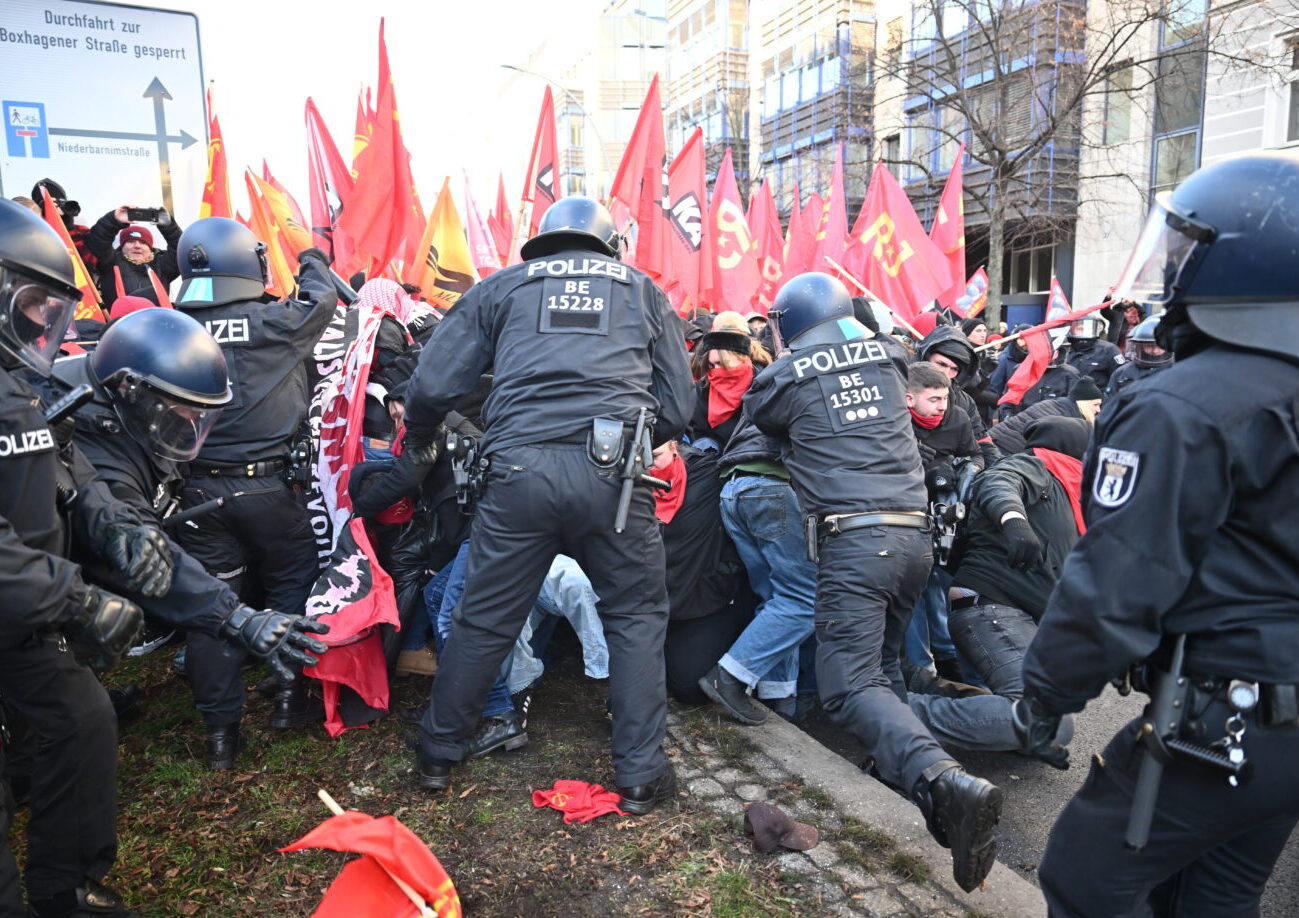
[395,647,438,677]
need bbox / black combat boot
[698,664,768,725]
[465,710,528,759]
[270,677,322,729]
[913,762,1004,892]
[205,723,245,771]
[28,879,141,917]
[618,763,678,816]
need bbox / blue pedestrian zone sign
[4,101,49,158]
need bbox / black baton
[1125,634,1188,851]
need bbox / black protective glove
[101,523,173,597]
[916,439,938,466]
[925,460,957,493]
[403,437,441,466]
[62,584,144,672]
[1011,695,1070,770]
[296,247,331,267]
[219,606,331,682]
[1002,517,1042,570]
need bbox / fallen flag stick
[971,300,1113,353]
[823,257,924,340]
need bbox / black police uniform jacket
[1024,344,1299,714]
[1065,337,1124,389]
[32,355,242,637]
[0,364,141,648]
[180,259,338,464]
[744,331,928,518]
[1105,360,1166,396]
[402,248,694,453]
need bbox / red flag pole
[972,300,1113,353]
[316,789,437,918]
[824,256,923,339]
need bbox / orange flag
[244,171,295,298]
[254,168,313,259]
[929,144,967,308]
[609,74,670,282]
[664,127,709,316]
[199,86,233,220]
[709,147,760,314]
[40,189,103,321]
[408,178,477,309]
[747,178,784,315]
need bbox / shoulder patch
[1093,446,1139,508]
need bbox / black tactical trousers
[1040,700,1299,918]
[0,637,116,902]
[419,443,670,787]
[814,525,951,792]
[174,476,320,725]
[0,743,19,918]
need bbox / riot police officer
[1064,313,1124,389]
[1015,150,1299,915]
[37,309,331,769]
[404,197,693,811]
[0,199,167,917]
[171,219,337,737]
[745,273,1003,893]
[1105,312,1172,395]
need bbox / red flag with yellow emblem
[40,189,103,321]
[747,178,784,315]
[199,87,232,220]
[929,145,967,309]
[708,147,760,314]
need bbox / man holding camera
[87,205,182,311]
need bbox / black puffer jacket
[915,326,1001,466]
[87,211,181,310]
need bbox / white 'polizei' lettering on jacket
[0,427,55,457]
[791,340,889,378]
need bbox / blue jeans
[425,540,515,719]
[903,565,956,668]
[510,555,610,692]
[718,475,818,700]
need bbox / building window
[1288,40,1299,142]
[1001,239,1056,296]
[1103,64,1133,144]
[1161,0,1207,48]
[1152,132,1199,192]
[883,134,901,164]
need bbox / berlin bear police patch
[1093,446,1139,508]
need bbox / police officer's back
[1015,151,1299,916]
[403,197,693,811]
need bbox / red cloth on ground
[652,452,688,524]
[706,363,753,427]
[908,407,943,430]
[532,780,628,824]
[1032,447,1086,534]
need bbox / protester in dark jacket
[914,326,1000,466]
[88,206,182,310]
[989,376,1102,455]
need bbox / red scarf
[653,453,688,525]
[1032,447,1085,534]
[909,408,944,430]
[707,363,753,427]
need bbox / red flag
[998,300,1111,405]
[463,176,502,278]
[709,147,760,314]
[842,164,951,322]
[747,179,784,315]
[352,87,374,174]
[147,267,173,309]
[336,20,422,278]
[199,87,232,220]
[304,98,354,261]
[953,266,989,318]
[811,144,848,273]
[781,184,816,282]
[930,145,967,308]
[1047,275,1073,323]
[664,127,709,315]
[40,189,103,321]
[282,809,461,918]
[488,172,515,266]
[610,74,670,281]
[522,87,562,237]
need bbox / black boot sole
[697,673,769,726]
[417,770,451,791]
[466,731,529,760]
[946,784,1004,892]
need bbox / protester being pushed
[403,197,693,815]
[87,206,183,312]
[1016,150,1299,916]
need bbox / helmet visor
[116,380,222,461]
[0,266,79,376]
[1112,201,1214,307]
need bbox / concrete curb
[747,713,1046,917]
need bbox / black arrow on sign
[46,77,196,214]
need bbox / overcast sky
[181,0,603,212]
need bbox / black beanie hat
[1070,375,1104,401]
[1024,416,1091,460]
[961,317,986,337]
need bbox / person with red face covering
[686,311,771,451]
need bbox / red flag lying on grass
[998,300,1111,406]
[282,808,461,918]
[532,780,628,824]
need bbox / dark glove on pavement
[101,523,173,597]
[1011,696,1070,770]
[1002,517,1042,570]
[62,584,144,672]
[220,606,331,682]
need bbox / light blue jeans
[509,555,610,693]
[903,565,957,669]
[717,475,818,700]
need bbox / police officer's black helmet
[1113,150,1299,360]
[1125,313,1172,368]
[89,309,231,460]
[0,198,81,377]
[174,217,271,309]
[520,197,622,261]
[769,272,864,349]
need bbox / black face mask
[1155,306,1212,361]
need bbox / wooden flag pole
[822,257,924,340]
[316,789,437,918]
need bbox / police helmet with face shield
[1113,150,1299,360]
[174,217,271,308]
[520,197,622,261]
[1067,314,1108,341]
[0,198,81,377]
[89,309,231,461]
[1125,313,1172,368]
[768,272,869,350]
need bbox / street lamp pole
[500,63,609,200]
